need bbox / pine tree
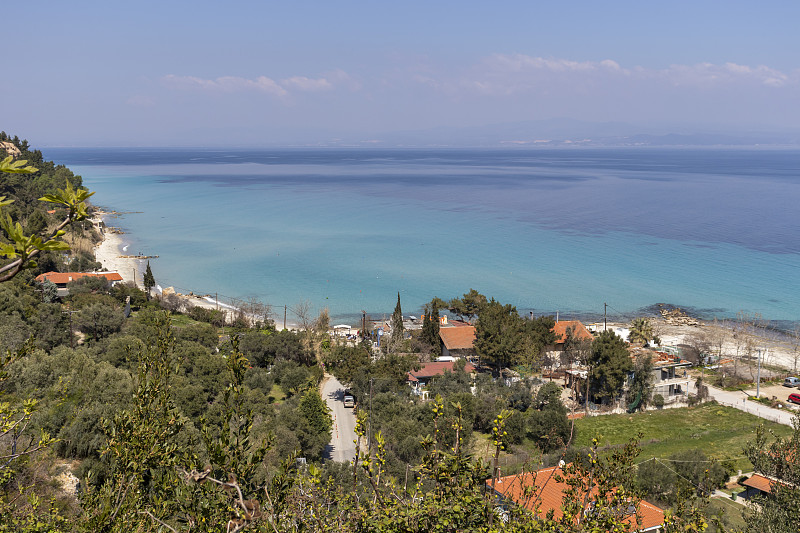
[421,304,441,355]
[390,291,404,348]
[143,261,155,299]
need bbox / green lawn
[704,497,747,533]
[268,383,287,404]
[574,403,793,472]
[169,313,203,327]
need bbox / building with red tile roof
[552,320,593,345]
[439,325,476,358]
[407,360,476,395]
[741,473,775,495]
[36,271,123,286]
[35,271,124,296]
[488,466,664,532]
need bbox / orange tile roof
[488,466,664,532]
[552,321,593,345]
[742,473,776,494]
[407,360,476,381]
[439,326,476,350]
[36,271,123,285]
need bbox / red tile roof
[488,466,664,531]
[407,360,476,381]
[552,321,593,345]
[439,326,476,350]
[36,271,123,285]
[742,473,777,494]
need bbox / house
[546,320,594,378]
[438,325,476,359]
[740,473,780,499]
[642,349,692,400]
[407,360,476,396]
[488,466,665,532]
[36,271,124,296]
[552,320,594,346]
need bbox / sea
[42,147,800,328]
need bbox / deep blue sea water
[42,147,800,326]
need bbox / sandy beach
[92,214,144,288]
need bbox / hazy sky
[5,1,800,146]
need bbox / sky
[4,1,800,146]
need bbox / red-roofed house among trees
[407,360,476,396]
[552,320,594,347]
[545,320,594,378]
[438,325,477,359]
[35,271,123,296]
[488,466,665,532]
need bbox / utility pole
[604,303,607,332]
[63,309,78,349]
[284,305,287,330]
[585,367,590,416]
[368,378,374,452]
[756,349,762,398]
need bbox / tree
[628,317,654,345]
[420,303,441,356]
[526,382,572,452]
[588,330,633,403]
[76,302,125,341]
[390,291,404,349]
[744,415,800,533]
[299,388,332,440]
[448,288,487,323]
[1,156,94,282]
[37,278,58,303]
[143,260,155,298]
[560,324,592,371]
[521,314,557,368]
[627,353,654,412]
[474,298,525,375]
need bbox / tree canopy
[588,330,633,403]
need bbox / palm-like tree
[628,317,654,346]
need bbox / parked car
[343,391,355,408]
[788,393,800,405]
[784,377,800,387]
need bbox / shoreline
[92,212,145,288]
[88,214,799,361]
[91,212,300,329]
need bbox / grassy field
[704,497,747,533]
[573,403,794,472]
[169,313,203,327]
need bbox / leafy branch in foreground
[0,156,38,175]
[0,167,95,281]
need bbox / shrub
[653,394,665,408]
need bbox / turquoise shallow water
[44,147,800,326]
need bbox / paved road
[694,381,798,426]
[321,374,357,463]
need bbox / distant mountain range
[286,118,800,148]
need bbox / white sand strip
[92,217,144,288]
